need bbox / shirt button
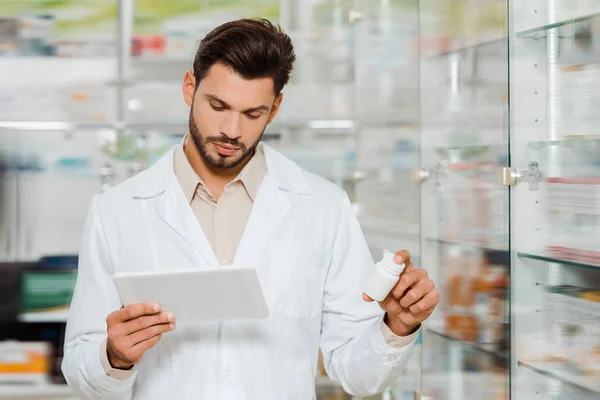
[219,213,225,219]
[220,260,228,265]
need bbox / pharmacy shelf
[425,238,509,255]
[0,121,119,131]
[426,325,508,362]
[425,36,507,58]
[434,144,504,162]
[527,137,600,162]
[18,310,69,323]
[518,361,600,393]
[0,120,352,133]
[130,57,192,82]
[0,384,75,399]
[527,137,600,149]
[516,11,600,39]
[517,250,600,271]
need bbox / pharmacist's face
[182,63,282,170]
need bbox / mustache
[205,135,244,148]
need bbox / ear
[182,70,196,107]
[267,93,283,125]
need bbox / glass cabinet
[510,1,600,399]
[417,0,510,399]
[1,1,600,399]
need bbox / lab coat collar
[133,142,313,199]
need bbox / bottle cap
[381,250,405,275]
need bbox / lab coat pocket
[269,244,327,320]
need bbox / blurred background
[0,0,599,399]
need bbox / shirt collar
[173,134,267,204]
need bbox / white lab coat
[62,143,416,400]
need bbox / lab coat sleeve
[319,192,417,397]
[62,196,137,399]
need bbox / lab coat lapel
[136,147,216,267]
[155,177,218,267]
[233,173,292,268]
[233,143,313,268]
[136,143,311,270]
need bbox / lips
[213,142,240,156]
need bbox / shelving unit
[2,1,599,399]
[510,1,600,399]
[516,11,600,39]
[0,384,75,400]
[518,361,600,394]
[427,325,508,361]
[518,251,600,271]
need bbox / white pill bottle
[363,250,405,302]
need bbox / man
[63,19,439,399]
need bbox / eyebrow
[204,93,270,113]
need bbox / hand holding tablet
[112,266,269,324]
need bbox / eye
[210,103,225,112]
[245,113,261,120]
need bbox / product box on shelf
[545,177,600,264]
[442,242,509,347]
[567,290,600,376]
[560,63,600,138]
[19,266,77,323]
[18,15,56,56]
[545,285,600,378]
[544,285,582,363]
[0,341,51,384]
[0,18,19,55]
[132,35,166,57]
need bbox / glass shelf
[527,137,600,163]
[0,121,119,131]
[518,361,600,393]
[424,36,508,58]
[517,250,600,271]
[516,12,600,39]
[427,325,508,362]
[434,145,494,161]
[426,237,509,255]
[527,137,600,149]
[0,384,74,399]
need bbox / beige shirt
[173,136,267,265]
[100,135,417,379]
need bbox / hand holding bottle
[363,250,439,337]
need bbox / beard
[188,109,265,170]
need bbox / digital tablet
[112,267,269,323]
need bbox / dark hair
[193,18,296,94]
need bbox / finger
[118,303,162,322]
[131,333,163,359]
[408,289,440,315]
[363,293,374,302]
[390,269,428,300]
[377,292,403,315]
[399,279,435,309]
[123,312,175,335]
[127,322,175,347]
[394,250,415,271]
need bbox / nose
[220,112,242,140]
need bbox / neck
[183,135,252,199]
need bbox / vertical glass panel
[419,0,510,399]
[352,1,422,399]
[511,0,600,398]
